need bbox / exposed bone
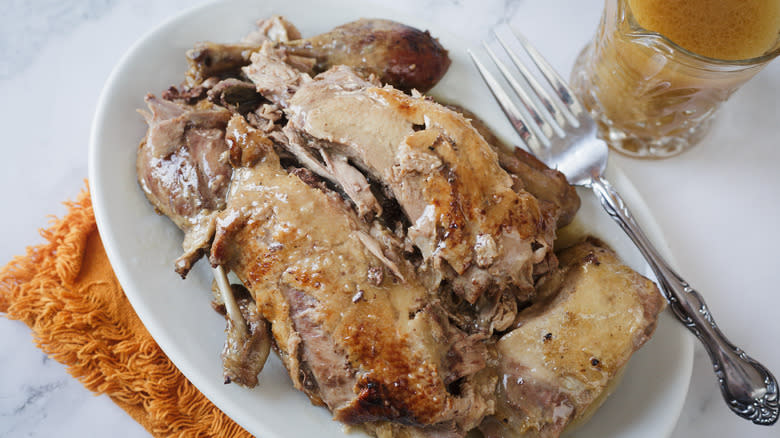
[213,265,273,387]
[214,265,248,340]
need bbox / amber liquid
[571,0,780,158]
[629,0,780,60]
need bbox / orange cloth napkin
[0,189,252,437]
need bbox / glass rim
[619,0,780,66]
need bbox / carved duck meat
[481,239,666,437]
[280,18,450,92]
[445,104,580,229]
[210,115,494,434]
[283,67,559,304]
[186,18,450,92]
[136,95,232,275]
[136,17,457,391]
[136,94,274,387]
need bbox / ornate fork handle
[590,174,779,425]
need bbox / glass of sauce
[571,0,780,158]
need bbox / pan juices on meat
[135,15,666,438]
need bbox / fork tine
[492,29,572,133]
[483,42,557,145]
[499,26,585,122]
[467,49,545,156]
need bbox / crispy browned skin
[186,19,450,92]
[447,104,580,229]
[283,19,450,92]
[481,239,666,438]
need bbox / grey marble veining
[1,0,779,437]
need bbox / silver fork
[469,24,778,426]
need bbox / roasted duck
[135,15,664,438]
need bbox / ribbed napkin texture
[0,189,252,437]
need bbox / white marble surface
[1,0,778,436]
